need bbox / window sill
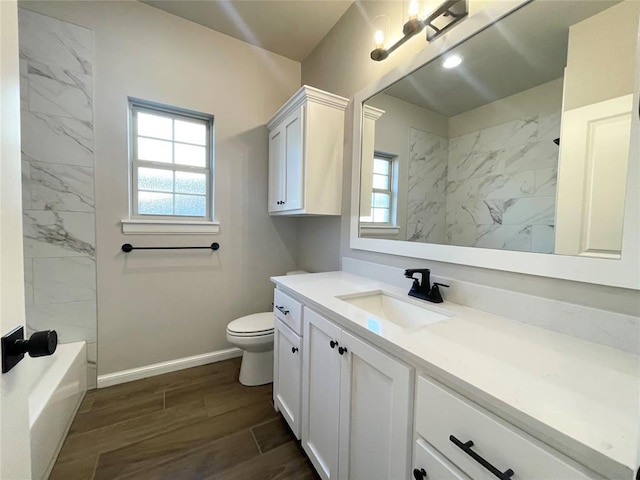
[359,224,401,237]
[121,219,221,235]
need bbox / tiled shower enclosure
[18,8,97,387]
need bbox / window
[361,153,397,224]
[128,99,214,224]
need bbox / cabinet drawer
[273,289,303,335]
[415,376,598,480]
[413,438,469,480]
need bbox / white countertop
[271,271,639,479]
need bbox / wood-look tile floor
[51,358,320,480]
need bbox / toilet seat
[226,312,273,337]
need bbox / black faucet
[404,268,449,303]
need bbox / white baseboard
[97,347,243,389]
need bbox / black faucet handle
[433,282,449,288]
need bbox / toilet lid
[227,312,274,335]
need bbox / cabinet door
[274,319,302,439]
[268,127,284,212]
[302,307,342,480]
[338,331,413,480]
[282,106,304,211]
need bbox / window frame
[128,98,215,223]
[361,152,398,226]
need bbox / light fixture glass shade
[371,15,390,51]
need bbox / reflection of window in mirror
[360,153,400,235]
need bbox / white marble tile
[475,224,532,252]
[21,111,93,167]
[538,112,561,143]
[449,199,496,225]
[30,162,94,212]
[18,8,92,75]
[532,225,555,254]
[33,256,95,304]
[408,128,448,197]
[21,160,32,209]
[534,167,557,197]
[406,222,446,244]
[446,177,478,202]
[501,196,556,225]
[446,223,476,247]
[478,117,538,151]
[504,140,559,173]
[26,300,96,344]
[24,259,34,307]
[28,63,92,121]
[478,171,535,199]
[456,149,505,180]
[20,60,29,110]
[448,131,480,163]
[407,199,445,224]
[23,210,95,258]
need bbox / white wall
[21,1,301,375]
[300,1,640,315]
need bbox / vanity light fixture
[370,0,468,62]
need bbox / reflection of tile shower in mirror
[360,0,635,257]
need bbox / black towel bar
[121,243,219,252]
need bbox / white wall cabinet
[301,307,413,480]
[267,86,348,216]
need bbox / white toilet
[226,271,307,386]
[226,312,275,386]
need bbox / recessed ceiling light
[443,55,462,69]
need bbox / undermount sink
[337,290,453,330]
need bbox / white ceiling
[142,0,354,62]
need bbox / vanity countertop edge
[271,271,639,480]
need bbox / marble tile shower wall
[446,113,561,253]
[406,113,561,253]
[18,9,97,387]
[406,128,449,243]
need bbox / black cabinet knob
[413,468,427,480]
[25,330,58,357]
[291,347,299,353]
[338,346,348,355]
[329,340,338,349]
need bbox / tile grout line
[250,427,263,455]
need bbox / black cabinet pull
[275,305,289,315]
[338,346,348,355]
[291,347,298,353]
[412,468,427,480]
[450,435,514,480]
[329,340,338,349]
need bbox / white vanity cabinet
[302,307,413,480]
[273,289,303,438]
[274,318,302,439]
[414,376,602,480]
[267,85,348,216]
